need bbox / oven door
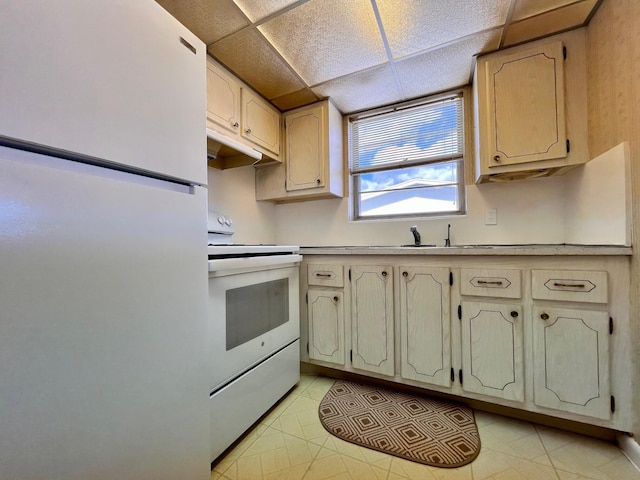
[208,258,300,392]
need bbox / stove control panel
[207,211,234,244]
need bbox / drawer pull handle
[553,282,586,288]
[315,273,333,278]
[540,313,550,320]
[477,280,503,285]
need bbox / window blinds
[350,94,464,174]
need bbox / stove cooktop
[207,244,300,257]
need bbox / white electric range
[207,212,301,463]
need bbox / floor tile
[211,374,640,480]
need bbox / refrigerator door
[0,146,209,480]
[0,0,206,185]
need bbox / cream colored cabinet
[299,254,631,431]
[532,307,610,420]
[350,265,394,377]
[459,269,524,402]
[206,58,241,137]
[255,99,343,202]
[206,57,281,168]
[531,269,611,420]
[307,264,345,366]
[285,102,325,191]
[474,30,589,183]
[308,290,344,366]
[461,302,524,402]
[399,266,451,387]
[241,89,280,156]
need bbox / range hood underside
[206,128,278,169]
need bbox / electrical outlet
[485,208,497,225]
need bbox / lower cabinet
[461,301,524,402]
[350,265,394,376]
[532,306,611,420]
[301,256,630,431]
[307,264,345,367]
[399,266,451,387]
[308,289,344,365]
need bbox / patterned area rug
[318,380,481,468]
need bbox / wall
[272,143,629,246]
[207,142,629,248]
[207,166,276,244]
[585,0,640,441]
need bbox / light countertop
[299,244,632,256]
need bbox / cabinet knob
[333,296,339,302]
[540,313,550,320]
[316,178,321,184]
[381,271,387,277]
[510,311,519,318]
[232,121,239,128]
[493,155,501,162]
[245,128,252,135]
[402,271,408,277]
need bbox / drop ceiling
[156,0,599,114]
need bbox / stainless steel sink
[400,244,437,248]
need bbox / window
[348,92,465,220]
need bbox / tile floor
[211,375,640,480]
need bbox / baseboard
[617,433,640,472]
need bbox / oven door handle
[208,254,302,275]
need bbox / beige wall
[586,0,640,437]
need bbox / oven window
[225,278,289,350]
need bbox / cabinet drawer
[531,270,608,303]
[308,264,344,287]
[460,268,522,299]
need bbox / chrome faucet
[409,225,421,246]
[444,223,451,247]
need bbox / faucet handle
[444,223,451,247]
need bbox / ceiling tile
[259,0,387,86]
[232,0,300,22]
[311,64,403,114]
[271,89,320,112]
[395,30,502,100]
[208,29,305,99]
[376,0,511,59]
[511,0,579,21]
[503,0,597,46]
[155,0,248,44]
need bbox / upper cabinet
[473,30,589,183]
[206,59,242,138]
[256,99,344,203]
[486,41,567,167]
[241,89,280,156]
[206,57,281,168]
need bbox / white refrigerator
[0,2,210,479]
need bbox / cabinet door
[399,266,451,387]
[285,103,326,191]
[485,41,566,167]
[308,289,344,366]
[350,265,394,376]
[461,302,524,402]
[241,89,280,155]
[533,307,610,420]
[206,59,241,136]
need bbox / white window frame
[348,90,466,221]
